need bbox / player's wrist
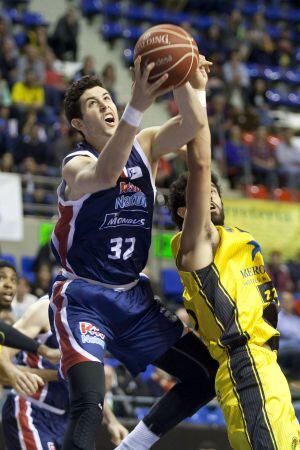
[122,103,144,127]
[194,89,207,108]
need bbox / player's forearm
[95,120,139,187]
[17,366,58,382]
[173,83,204,135]
[0,320,39,355]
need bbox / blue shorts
[49,275,183,378]
[2,393,68,450]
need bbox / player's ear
[71,118,83,132]
[177,207,186,219]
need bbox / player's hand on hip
[189,54,212,90]
[10,367,44,396]
[130,56,172,112]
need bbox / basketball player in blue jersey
[1,296,129,449]
[50,55,218,450]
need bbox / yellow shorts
[216,344,300,450]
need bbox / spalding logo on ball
[134,24,199,89]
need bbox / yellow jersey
[171,226,280,362]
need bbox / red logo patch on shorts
[79,322,105,340]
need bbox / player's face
[78,86,119,140]
[211,183,224,226]
[0,267,17,308]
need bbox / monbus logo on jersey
[99,210,149,230]
[79,322,105,347]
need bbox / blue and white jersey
[51,138,156,285]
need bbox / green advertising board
[153,233,175,259]
[39,222,54,246]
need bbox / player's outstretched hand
[130,56,173,112]
[107,419,129,445]
[38,344,60,365]
[10,367,44,396]
[189,54,213,90]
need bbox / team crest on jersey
[79,322,105,347]
[120,181,141,194]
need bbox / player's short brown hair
[167,171,222,230]
[64,75,103,123]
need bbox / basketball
[134,24,199,89]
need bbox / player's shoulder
[170,231,182,255]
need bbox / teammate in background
[50,56,218,450]
[0,259,59,395]
[167,87,300,447]
[1,296,129,449]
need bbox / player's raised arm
[138,57,212,161]
[63,58,173,199]
[177,61,214,272]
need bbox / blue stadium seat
[102,3,122,17]
[21,256,35,284]
[101,22,123,40]
[21,11,49,27]
[122,25,143,42]
[81,0,102,16]
[160,268,183,302]
[0,254,17,269]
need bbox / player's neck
[210,224,220,255]
[85,135,109,153]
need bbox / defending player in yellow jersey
[168,81,300,448]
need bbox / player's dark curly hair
[64,75,103,123]
[167,171,222,230]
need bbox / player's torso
[15,330,69,411]
[172,227,279,361]
[51,139,156,285]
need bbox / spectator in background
[249,126,278,189]
[0,152,15,173]
[275,128,300,190]
[53,127,82,166]
[277,291,300,379]
[17,44,45,85]
[248,32,275,66]
[31,263,52,298]
[11,69,45,117]
[0,37,19,88]
[25,25,50,58]
[208,94,231,171]
[101,64,118,104]
[248,79,272,126]
[74,55,96,81]
[0,106,18,156]
[266,250,293,292]
[287,250,300,293]
[223,9,247,54]
[44,48,66,92]
[146,368,176,398]
[225,125,250,189]
[11,277,37,320]
[50,7,79,61]
[15,122,51,166]
[104,364,135,419]
[223,50,250,110]
[0,70,11,108]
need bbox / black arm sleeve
[0,320,39,354]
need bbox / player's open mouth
[104,113,115,125]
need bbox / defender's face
[78,86,119,140]
[0,267,17,308]
[210,184,224,226]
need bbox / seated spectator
[225,125,251,189]
[287,250,300,292]
[74,55,96,82]
[223,50,250,110]
[0,37,19,88]
[31,263,52,298]
[50,7,79,61]
[15,121,52,166]
[11,277,37,320]
[275,128,300,190]
[146,368,176,398]
[0,70,11,107]
[0,152,15,173]
[249,126,278,189]
[25,25,50,58]
[33,239,61,279]
[277,291,300,379]
[44,48,67,92]
[101,64,118,105]
[11,69,45,117]
[53,127,82,166]
[266,250,293,292]
[248,79,273,126]
[223,9,247,54]
[0,106,18,156]
[17,44,45,85]
[104,364,135,418]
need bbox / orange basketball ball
[134,24,199,89]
